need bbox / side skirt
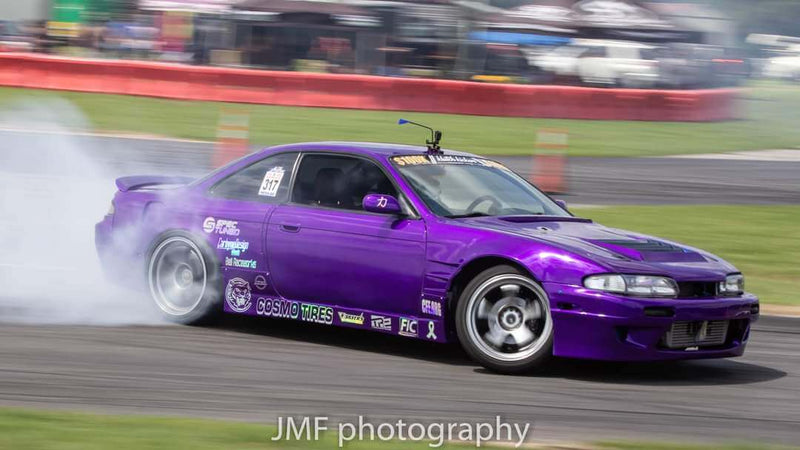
[224,296,447,343]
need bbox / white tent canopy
[139,0,239,13]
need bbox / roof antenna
[398,119,443,155]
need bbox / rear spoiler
[115,175,195,192]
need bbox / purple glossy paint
[96,142,759,361]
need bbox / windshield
[391,155,569,218]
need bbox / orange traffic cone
[212,108,250,168]
[531,128,568,194]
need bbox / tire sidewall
[455,265,553,374]
[146,230,222,325]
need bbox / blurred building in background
[1,0,798,87]
[0,0,49,21]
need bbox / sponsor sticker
[421,298,443,317]
[257,297,299,319]
[202,217,216,233]
[217,238,249,256]
[254,275,268,290]
[258,166,286,197]
[426,320,438,340]
[255,298,333,325]
[300,303,334,325]
[338,311,365,325]
[399,317,418,337]
[391,155,430,167]
[225,277,252,313]
[225,257,257,269]
[370,315,392,331]
[391,155,508,170]
[203,217,240,236]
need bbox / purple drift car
[96,138,759,373]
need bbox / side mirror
[363,194,403,215]
[555,199,569,211]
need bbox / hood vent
[498,216,592,224]
[594,239,685,253]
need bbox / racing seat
[313,167,345,207]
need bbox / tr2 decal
[370,315,392,331]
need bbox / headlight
[719,274,744,296]
[584,274,678,298]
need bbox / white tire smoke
[0,98,165,325]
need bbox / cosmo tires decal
[229,295,447,342]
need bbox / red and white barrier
[0,53,739,122]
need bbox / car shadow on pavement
[216,315,787,385]
[216,314,475,367]
[499,358,788,386]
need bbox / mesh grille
[677,281,719,298]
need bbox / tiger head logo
[225,277,252,313]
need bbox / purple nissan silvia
[96,134,759,373]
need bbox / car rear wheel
[147,232,222,324]
[455,265,553,374]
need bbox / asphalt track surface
[0,316,798,445]
[2,128,798,205]
[1,128,799,445]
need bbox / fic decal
[399,317,418,337]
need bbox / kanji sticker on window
[258,166,285,197]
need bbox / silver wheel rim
[148,237,208,316]
[465,274,552,362]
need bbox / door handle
[280,224,301,233]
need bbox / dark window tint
[640,48,657,60]
[292,154,397,210]
[582,46,606,58]
[209,152,298,202]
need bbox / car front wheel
[147,232,222,324]
[455,265,553,374]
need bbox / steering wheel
[465,195,502,215]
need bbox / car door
[267,152,426,316]
[578,45,610,84]
[197,152,299,313]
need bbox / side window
[582,46,607,58]
[209,152,298,202]
[291,154,398,211]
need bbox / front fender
[423,220,606,301]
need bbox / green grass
[573,205,800,306]
[0,408,429,450]
[0,408,787,450]
[597,442,794,450]
[0,82,798,156]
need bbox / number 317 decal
[259,167,286,197]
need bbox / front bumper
[545,282,759,361]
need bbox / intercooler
[661,320,729,349]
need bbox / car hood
[457,216,736,281]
